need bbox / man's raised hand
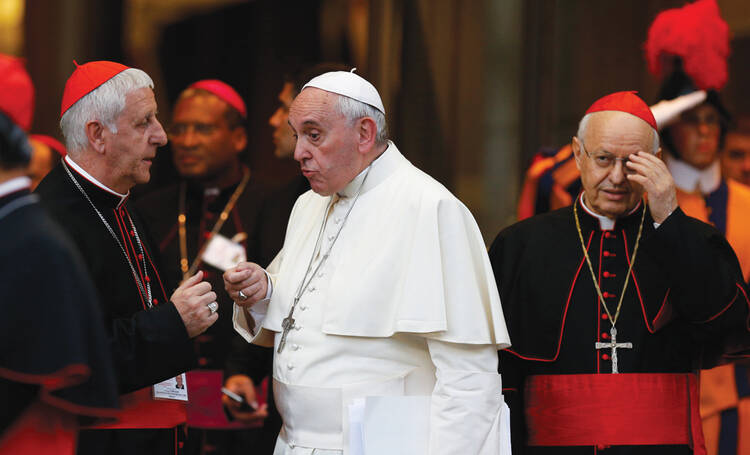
[626,151,678,224]
[171,271,218,338]
[224,262,268,307]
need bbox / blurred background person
[720,115,750,187]
[646,3,750,452]
[0,53,118,455]
[137,79,270,455]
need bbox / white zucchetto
[302,69,386,115]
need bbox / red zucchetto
[60,60,129,117]
[0,54,34,131]
[188,79,247,118]
[585,91,657,130]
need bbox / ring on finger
[207,301,219,314]
[238,290,248,301]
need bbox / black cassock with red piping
[489,198,750,455]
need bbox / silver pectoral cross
[594,327,632,373]
[277,299,298,354]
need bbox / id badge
[202,233,246,271]
[152,373,189,401]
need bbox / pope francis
[224,70,511,455]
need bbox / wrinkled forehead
[289,87,342,125]
[124,87,157,112]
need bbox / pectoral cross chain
[277,299,298,354]
[594,327,632,374]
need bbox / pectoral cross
[594,327,632,373]
[277,299,298,354]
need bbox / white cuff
[426,339,511,454]
[233,269,274,339]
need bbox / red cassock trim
[122,206,169,303]
[504,231,595,361]
[623,230,652,332]
[524,373,706,453]
[113,207,148,309]
[0,365,118,420]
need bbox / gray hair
[60,68,154,155]
[577,112,660,153]
[334,95,388,145]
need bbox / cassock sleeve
[110,302,196,393]
[643,208,750,362]
[426,339,511,455]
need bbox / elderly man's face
[103,87,167,192]
[668,103,720,169]
[573,111,655,219]
[288,88,362,196]
[269,82,297,159]
[721,131,750,186]
[170,94,243,182]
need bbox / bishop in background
[224,70,511,454]
[489,91,750,454]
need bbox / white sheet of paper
[502,401,512,451]
[152,373,188,401]
[362,396,430,455]
[348,398,366,455]
[202,233,246,271]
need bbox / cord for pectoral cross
[63,161,153,307]
[574,199,646,373]
[277,167,372,353]
[574,199,646,327]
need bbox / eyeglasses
[580,142,635,174]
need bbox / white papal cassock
[234,142,511,455]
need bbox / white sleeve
[426,339,511,455]
[232,253,280,344]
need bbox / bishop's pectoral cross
[277,299,298,354]
[595,327,632,373]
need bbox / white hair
[576,112,660,153]
[60,68,154,155]
[334,95,388,145]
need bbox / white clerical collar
[579,193,642,231]
[664,153,721,195]
[0,176,31,198]
[337,141,401,198]
[65,155,129,205]
[580,194,615,230]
